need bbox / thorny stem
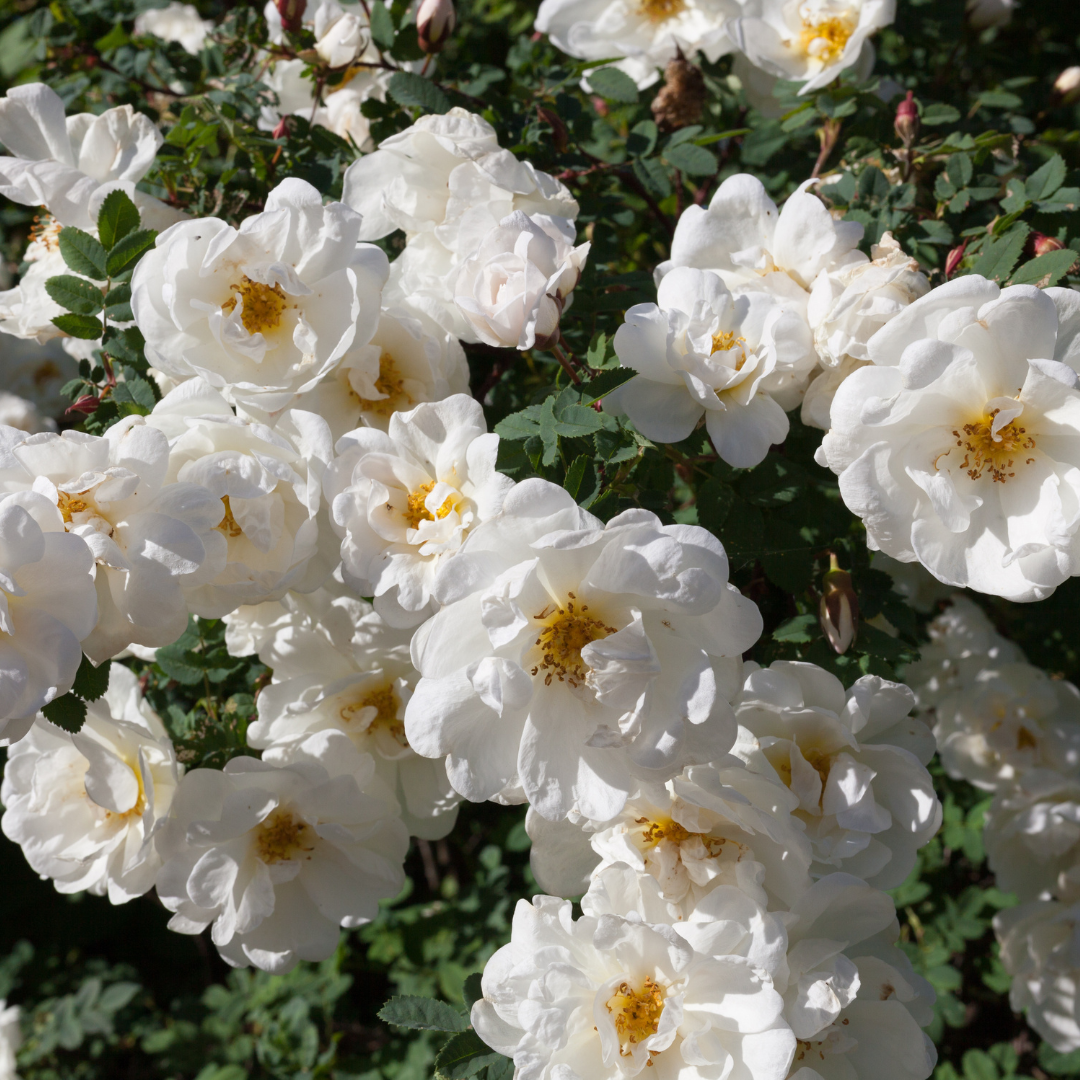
[549,341,581,384]
[811,118,842,179]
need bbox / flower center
[950,410,1037,483]
[29,213,62,255]
[339,685,409,747]
[356,354,413,418]
[530,594,617,688]
[222,275,288,336]
[607,978,665,1056]
[216,495,243,538]
[57,489,92,524]
[798,8,857,63]
[405,481,456,530]
[1017,726,1038,751]
[99,759,147,821]
[255,808,313,864]
[639,817,730,857]
[635,0,685,21]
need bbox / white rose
[472,886,796,1080]
[966,0,1014,29]
[154,730,409,972]
[0,227,71,345]
[0,393,49,434]
[605,266,804,467]
[0,484,97,739]
[4,419,222,662]
[0,83,180,232]
[243,581,461,839]
[819,279,1080,602]
[131,177,389,414]
[324,393,512,627]
[995,870,1080,1053]
[134,2,213,53]
[314,0,368,66]
[727,0,896,96]
[526,759,814,913]
[934,662,1080,793]
[661,175,866,408]
[343,109,578,338]
[454,211,589,350]
[985,769,1080,902]
[535,0,741,89]
[733,661,941,888]
[291,307,469,442]
[900,595,1024,712]
[0,664,181,902]
[0,1002,19,1080]
[801,232,930,429]
[146,378,335,618]
[0,337,77,420]
[405,478,762,821]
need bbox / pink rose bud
[1033,232,1066,256]
[945,239,968,278]
[894,91,919,147]
[819,554,859,655]
[66,394,100,416]
[417,0,455,54]
[272,116,289,140]
[276,0,306,34]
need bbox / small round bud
[1054,67,1080,106]
[945,239,968,279]
[894,91,919,147]
[276,0,306,35]
[819,554,859,655]
[1033,232,1066,256]
[416,0,456,54]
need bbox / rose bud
[276,0,306,34]
[1033,232,1066,256]
[945,239,968,278]
[820,554,859,655]
[894,91,919,147]
[417,0,456,54]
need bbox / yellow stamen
[357,355,413,418]
[255,808,313,864]
[529,593,616,689]
[799,12,857,63]
[635,0,685,21]
[639,817,728,857]
[340,685,409,748]
[951,409,1037,484]
[56,490,90,524]
[607,978,665,1056]
[222,275,288,336]
[216,495,243,538]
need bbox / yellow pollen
[222,275,288,336]
[255,808,313,864]
[530,593,617,689]
[639,817,728,857]
[405,480,456,531]
[357,355,413,418]
[216,495,243,538]
[29,213,62,253]
[100,761,147,821]
[607,978,665,1056]
[951,409,1036,483]
[635,0,685,20]
[799,11,857,63]
[340,685,408,748]
[56,490,90,524]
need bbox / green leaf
[378,996,468,1032]
[1026,153,1067,201]
[551,402,604,438]
[369,0,396,50]
[626,119,657,158]
[41,693,87,732]
[52,313,103,339]
[921,103,961,125]
[971,223,1030,283]
[663,141,716,176]
[72,655,111,702]
[484,1057,515,1080]
[105,229,158,278]
[112,375,157,414]
[103,325,148,369]
[587,66,639,104]
[494,407,542,441]
[462,973,484,1013]
[632,157,671,200]
[773,613,819,644]
[104,282,133,322]
[96,189,141,249]
[434,1030,504,1080]
[1010,248,1078,287]
[388,71,451,114]
[154,645,206,685]
[564,455,590,500]
[578,368,634,403]
[45,275,103,316]
[696,477,735,535]
[58,228,108,278]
